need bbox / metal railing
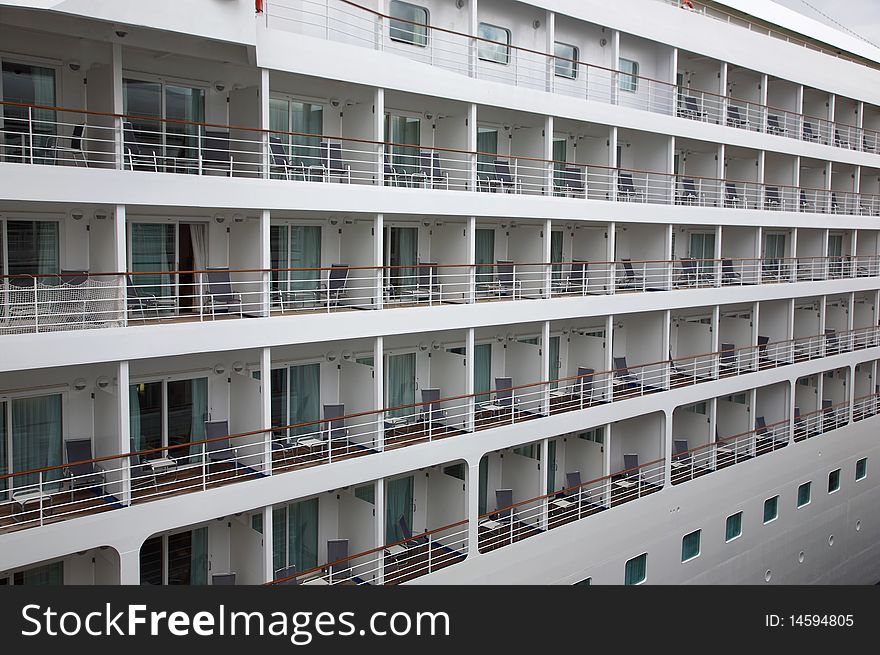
[4,98,880,216]
[1,325,877,534]
[263,0,880,153]
[3,254,876,336]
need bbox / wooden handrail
[3,325,875,483]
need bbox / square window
[797,482,811,508]
[763,496,779,523]
[619,58,639,92]
[856,457,867,481]
[725,512,743,542]
[624,553,647,585]
[389,1,429,47]
[251,513,263,534]
[681,530,701,562]
[554,42,579,79]
[478,23,511,65]
[828,469,841,493]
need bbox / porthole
[828,534,834,547]
[798,551,805,563]
[764,569,772,582]
[856,521,861,532]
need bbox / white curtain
[189,223,208,271]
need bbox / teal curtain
[551,231,564,281]
[130,223,175,299]
[385,475,414,543]
[190,527,208,585]
[269,98,289,140]
[1,62,56,164]
[0,403,6,500]
[270,225,289,295]
[289,363,320,437]
[624,554,647,585]
[476,128,498,178]
[12,394,62,491]
[474,343,492,403]
[547,440,557,493]
[129,385,142,451]
[290,226,321,293]
[725,512,742,540]
[6,221,59,277]
[475,229,495,287]
[478,455,488,515]
[164,85,204,163]
[189,378,208,460]
[386,114,420,176]
[270,368,288,439]
[291,101,323,169]
[386,353,416,418]
[549,336,561,390]
[14,561,63,586]
[288,498,319,572]
[272,506,288,574]
[387,227,418,294]
[552,139,566,195]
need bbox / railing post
[115,117,124,170]
[32,277,39,334]
[28,106,34,165]
[39,471,44,526]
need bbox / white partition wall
[506,339,544,414]
[795,376,820,416]
[755,382,790,426]
[571,225,611,291]
[229,514,265,585]
[721,226,759,284]
[672,402,713,454]
[609,412,664,472]
[426,466,467,534]
[558,430,606,484]
[716,393,752,438]
[508,223,545,298]
[229,363,265,471]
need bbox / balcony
[263,0,880,155]
[1,323,876,536]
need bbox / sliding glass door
[551,230,564,282]
[270,225,322,300]
[474,343,492,403]
[385,352,416,417]
[2,219,59,277]
[475,228,495,288]
[269,364,321,441]
[385,226,418,295]
[476,127,498,179]
[128,222,208,309]
[272,498,319,575]
[129,377,207,462]
[140,527,208,585]
[385,475,414,543]
[385,113,420,177]
[0,394,63,497]
[549,336,561,390]
[1,61,56,164]
[122,78,204,165]
[688,232,715,278]
[269,98,323,170]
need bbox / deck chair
[494,377,514,409]
[383,153,403,187]
[204,419,239,470]
[400,262,440,303]
[419,388,446,425]
[617,171,644,202]
[834,129,851,149]
[802,121,818,142]
[316,264,350,307]
[616,259,644,290]
[679,95,705,121]
[276,565,300,585]
[830,192,842,214]
[319,141,351,183]
[726,105,748,129]
[613,356,640,392]
[49,123,87,167]
[491,159,520,193]
[323,404,348,444]
[558,165,586,198]
[270,137,297,180]
[557,260,588,294]
[202,130,233,176]
[63,439,106,500]
[863,133,876,153]
[491,260,518,298]
[799,190,814,212]
[553,471,583,508]
[126,275,160,320]
[676,258,698,287]
[203,268,243,318]
[672,439,692,468]
[415,151,448,189]
[129,455,158,492]
[718,342,736,375]
[766,114,785,136]
[122,121,158,171]
[764,185,781,210]
[574,367,595,405]
[721,258,741,284]
[754,415,774,453]
[724,182,744,208]
[398,516,428,548]
[757,335,770,363]
[678,177,699,205]
[821,399,834,431]
[824,328,839,354]
[493,489,515,523]
[326,539,350,579]
[793,406,806,440]
[619,453,640,486]
[211,573,236,585]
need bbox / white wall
[609,412,663,470]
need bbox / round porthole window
[856,521,861,532]
[828,534,835,547]
[764,569,772,582]
[798,551,805,563]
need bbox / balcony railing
[3,99,879,216]
[264,0,880,154]
[1,325,877,535]
[3,254,876,335]
[269,520,469,585]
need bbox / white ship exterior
[0,0,879,586]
